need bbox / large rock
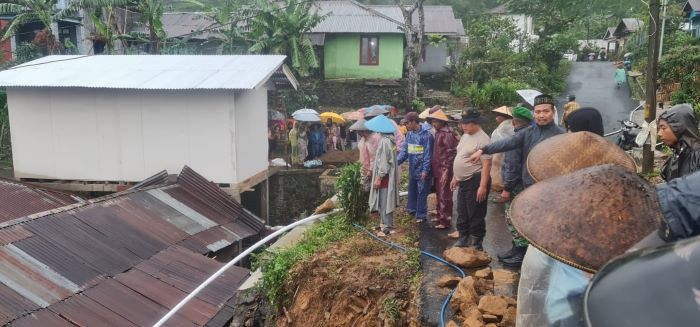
[482,314,499,323]
[451,277,479,315]
[492,269,519,283]
[437,275,462,288]
[478,296,509,316]
[474,267,493,279]
[501,306,517,327]
[446,321,460,327]
[473,277,494,296]
[463,317,485,327]
[443,247,492,268]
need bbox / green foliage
[660,45,700,106]
[185,0,262,54]
[427,34,447,46]
[252,214,354,308]
[457,79,526,109]
[248,0,324,76]
[0,89,9,162]
[336,163,369,224]
[383,297,401,322]
[278,89,319,116]
[12,43,40,64]
[670,90,693,106]
[411,98,427,111]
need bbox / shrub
[336,162,369,224]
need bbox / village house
[613,18,645,52]
[683,0,700,37]
[603,26,619,55]
[487,3,536,51]
[0,54,295,222]
[309,0,464,80]
[0,166,264,326]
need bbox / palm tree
[130,0,165,54]
[248,0,324,77]
[0,0,62,54]
[186,0,263,55]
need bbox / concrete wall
[268,169,325,226]
[417,42,449,74]
[7,87,267,184]
[324,34,404,80]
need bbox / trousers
[406,177,432,219]
[378,188,394,229]
[456,172,491,238]
[434,171,453,226]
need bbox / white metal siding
[234,87,268,184]
[8,88,244,184]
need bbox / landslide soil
[277,211,422,327]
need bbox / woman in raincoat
[296,123,309,163]
[614,64,626,88]
[366,115,400,237]
[289,122,299,164]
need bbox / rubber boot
[501,246,527,268]
[467,235,483,251]
[498,243,518,261]
[452,235,470,248]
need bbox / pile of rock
[436,248,519,327]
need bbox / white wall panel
[234,87,268,183]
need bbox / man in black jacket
[657,104,700,182]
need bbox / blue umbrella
[365,114,396,134]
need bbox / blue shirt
[397,125,434,179]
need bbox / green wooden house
[309,0,464,80]
[683,0,700,37]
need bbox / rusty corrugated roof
[0,167,262,326]
[0,178,81,224]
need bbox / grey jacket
[482,123,564,187]
[659,104,700,182]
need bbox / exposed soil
[276,210,422,327]
[319,149,360,166]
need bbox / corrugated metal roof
[161,12,217,39]
[0,166,261,326]
[622,18,643,32]
[0,55,287,90]
[0,178,80,224]
[368,5,466,35]
[311,0,403,33]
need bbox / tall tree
[131,0,165,54]
[395,0,425,107]
[248,0,323,77]
[186,0,263,54]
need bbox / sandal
[415,218,425,223]
[434,224,448,229]
[448,231,460,238]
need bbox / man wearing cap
[468,94,565,190]
[450,109,492,249]
[429,108,458,229]
[397,112,434,223]
[366,115,400,237]
[498,106,534,266]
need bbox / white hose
[152,209,341,327]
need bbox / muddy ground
[277,210,422,327]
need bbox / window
[360,36,379,65]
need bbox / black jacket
[659,104,700,181]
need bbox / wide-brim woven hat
[491,106,513,117]
[428,109,450,122]
[510,164,663,273]
[365,114,396,134]
[527,132,637,182]
[349,119,369,131]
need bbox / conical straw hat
[510,164,663,273]
[428,109,450,122]
[491,106,513,117]
[527,132,637,183]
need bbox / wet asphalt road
[556,61,641,135]
[419,61,641,326]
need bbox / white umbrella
[292,108,321,122]
[516,89,542,108]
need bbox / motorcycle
[604,105,642,150]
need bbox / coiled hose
[353,224,466,327]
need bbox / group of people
[287,120,351,165]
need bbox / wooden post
[643,0,662,174]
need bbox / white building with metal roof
[0,55,293,200]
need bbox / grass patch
[252,214,355,308]
[383,297,401,322]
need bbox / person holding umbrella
[366,115,400,237]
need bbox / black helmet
[568,94,576,101]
